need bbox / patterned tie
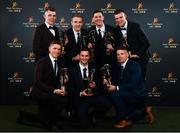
[83,68,87,79]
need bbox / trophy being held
[60,32,68,55]
[83,68,95,95]
[59,67,68,92]
[104,32,115,55]
[88,30,96,63]
[101,64,112,88]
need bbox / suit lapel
[47,56,57,77]
[76,65,84,89]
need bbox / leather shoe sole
[114,120,132,128]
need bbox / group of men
[18,6,154,131]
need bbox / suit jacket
[33,23,60,63]
[68,64,98,98]
[32,55,63,100]
[64,28,88,68]
[88,24,115,68]
[111,60,147,98]
[114,21,150,62]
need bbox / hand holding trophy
[101,64,112,89]
[86,68,95,95]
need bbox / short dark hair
[116,46,129,51]
[114,9,125,15]
[79,48,91,55]
[50,40,62,46]
[44,6,56,12]
[71,14,84,21]
[92,10,104,16]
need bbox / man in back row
[33,6,60,63]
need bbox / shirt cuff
[80,92,82,97]
[116,86,119,91]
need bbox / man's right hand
[80,89,93,97]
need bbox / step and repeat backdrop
[0,0,179,105]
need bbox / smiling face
[71,16,83,32]
[93,12,104,28]
[114,12,127,27]
[44,10,56,25]
[49,43,61,58]
[79,50,90,66]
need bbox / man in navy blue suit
[104,46,148,128]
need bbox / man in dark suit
[88,10,115,69]
[64,14,88,68]
[32,40,67,131]
[114,9,150,80]
[33,6,60,63]
[68,48,111,129]
[104,46,152,128]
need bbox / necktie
[120,65,124,80]
[77,32,81,45]
[98,29,102,39]
[54,60,57,75]
[83,68,87,79]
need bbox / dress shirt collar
[121,58,128,69]
[45,22,54,29]
[73,28,81,36]
[120,21,128,29]
[49,54,57,63]
[96,24,105,35]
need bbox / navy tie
[54,60,57,75]
[120,65,124,80]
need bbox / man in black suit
[32,40,67,131]
[68,48,111,129]
[64,14,88,68]
[114,9,150,80]
[33,6,60,63]
[104,46,152,128]
[88,10,115,69]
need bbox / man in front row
[32,40,67,131]
[104,46,153,128]
[68,48,111,129]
